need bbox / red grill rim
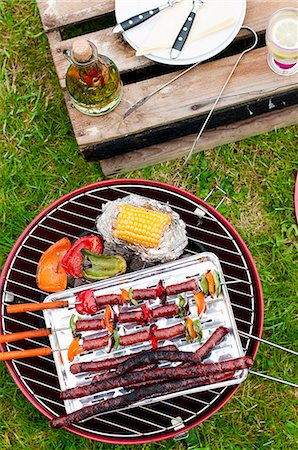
[0,179,264,444]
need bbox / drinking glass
[266,8,298,76]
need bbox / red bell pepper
[61,235,103,278]
[75,290,97,315]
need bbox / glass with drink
[266,8,298,76]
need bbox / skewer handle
[0,328,51,344]
[6,300,69,314]
[0,347,52,361]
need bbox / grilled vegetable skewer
[6,278,198,315]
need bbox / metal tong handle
[238,330,298,388]
[239,330,298,357]
[184,26,258,164]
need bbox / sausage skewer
[6,278,198,315]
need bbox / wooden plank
[47,0,297,88]
[36,0,114,31]
[99,105,298,176]
[84,89,298,160]
[63,47,297,148]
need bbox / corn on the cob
[114,204,171,248]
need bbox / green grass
[0,1,297,449]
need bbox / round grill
[0,180,263,444]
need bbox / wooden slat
[36,0,114,31]
[63,47,297,148]
[99,105,298,176]
[47,0,297,88]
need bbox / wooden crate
[37,0,298,176]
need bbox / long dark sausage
[61,356,253,400]
[51,371,235,428]
[115,326,229,375]
[70,344,177,374]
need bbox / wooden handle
[0,347,52,361]
[6,300,69,314]
[0,328,51,344]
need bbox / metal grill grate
[0,181,263,443]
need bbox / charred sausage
[52,371,235,428]
[70,344,177,374]
[61,356,253,400]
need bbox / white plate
[115,0,246,65]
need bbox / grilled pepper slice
[206,270,215,297]
[82,250,127,281]
[61,235,103,278]
[194,291,206,316]
[200,274,209,295]
[213,270,221,297]
[36,237,71,292]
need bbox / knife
[113,0,182,34]
[170,0,205,59]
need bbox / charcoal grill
[0,179,263,444]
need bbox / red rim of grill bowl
[0,179,264,444]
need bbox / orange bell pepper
[185,317,197,342]
[205,270,215,298]
[36,237,71,292]
[194,291,206,316]
[121,288,129,303]
[103,305,115,333]
[67,337,83,362]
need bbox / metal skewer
[184,26,258,164]
[239,329,298,388]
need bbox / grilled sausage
[61,356,253,400]
[132,288,157,300]
[75,319,104,332]
[83,335,110,351]
[94,294,122,308]
[51,371,235,428]
[166,278,198,296]
[118,303,179,324]
[115,326,230,375]
[82,323,185,352]
[70,345,177,374]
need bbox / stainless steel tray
[43,253,246,416]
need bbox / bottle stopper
[72,39,93,63]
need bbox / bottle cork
[72,39,93,63]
